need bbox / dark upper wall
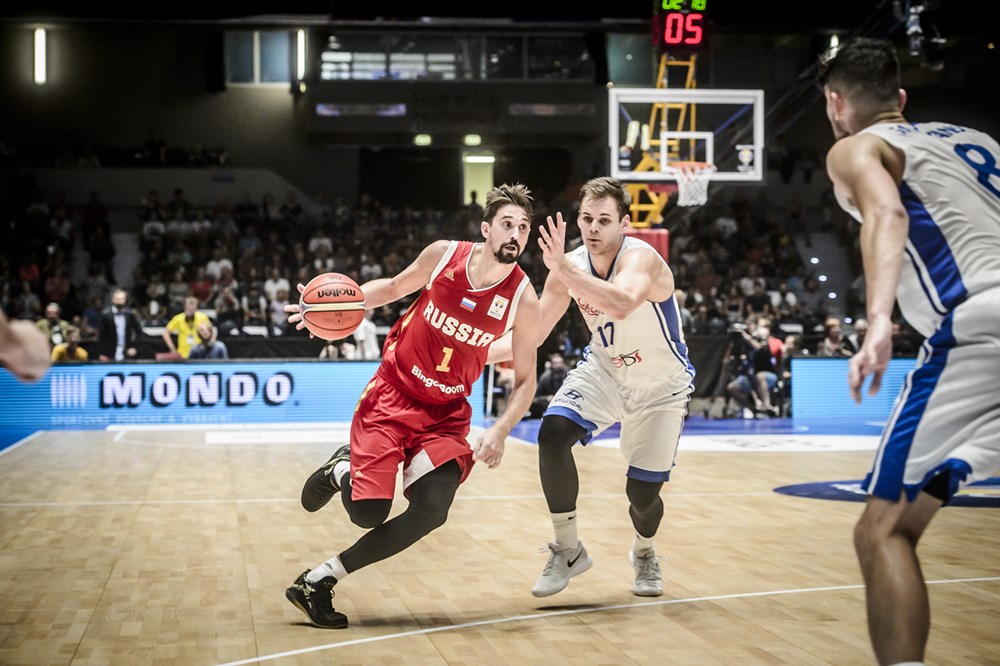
[3,20,997,208]
[1,22,363,204]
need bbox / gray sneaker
[629,548,663,597]
[531,542,593,597]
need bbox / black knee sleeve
[404,462,461,532]
[537,415,587,514]
[626,477,664,538]
[345,496,393,529]
[538,414,587,450]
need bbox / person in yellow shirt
[162,296,212,358]
[51,327,89,362]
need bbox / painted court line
[0,490,777,509]
[213,576,1000,666]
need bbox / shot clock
[653,0,709,52]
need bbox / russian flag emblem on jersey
[460,296,476,311]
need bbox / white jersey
[842,121,1000,338]
[565,235,695,393]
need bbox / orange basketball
[299,272,366,341]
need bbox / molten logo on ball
[318,287,358,299]
[300,272,366,341]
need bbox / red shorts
[348,375,475,501]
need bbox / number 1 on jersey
[436,346,454,372]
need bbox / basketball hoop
[668,161,716,207]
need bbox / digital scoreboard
[653,0,709,52]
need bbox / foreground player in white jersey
[820,37,1000,666]
[490,176,695,597]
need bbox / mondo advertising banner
[0,361,485,432]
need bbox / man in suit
[97,288,143,361]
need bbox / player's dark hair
[817,37,901,107]
[484,183,533,224]
[579,176,631,219]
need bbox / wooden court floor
[1,424,998,666]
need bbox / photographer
[723,317,781,418]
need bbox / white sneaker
[629,548,663,597]
[531,542,593,597]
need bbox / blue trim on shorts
[627,465,672,483]
[542,405,597,445]
[866,313,955,501]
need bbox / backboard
[609,87,765,184]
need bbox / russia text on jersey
[421,300,498,347]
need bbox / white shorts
[543,357,692,482]
[866,287,1000,503]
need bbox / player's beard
[493,240,520,264]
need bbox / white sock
[333,461,350,488]
[551,511,579,550]
[633,532,655,554]
[306,556,348,584]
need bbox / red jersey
[377,240,530,405]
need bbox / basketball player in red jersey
[282,184,540,628]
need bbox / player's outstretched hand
[538,212,567,273]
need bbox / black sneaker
[285,570,349,629]
[301,445,351,512]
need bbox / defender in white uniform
[488,176,694,599]
[821,37,1000,665]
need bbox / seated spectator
[721,284,745,324]
[349,309,381,360]
[51,327,88,362]
[770,280,799,317]
[189,265,216,307]
[263,266,290,303]
[847,317,868,352]
[744,281,773,320]
[36,302,72,348]
[269,288,291,336]
[817,316,854,357]
[307,226,333,256]
[188,322,229,359]
[213,285,244,335]
[205,247,233,282]
[312,245,336,274]
[798,276,830,332]
[10,280,42,321]
[241,285,269,329]
[529,353,570,419]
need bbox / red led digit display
[662,12,703,45]
[653,0,708,52]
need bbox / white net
[672,162,716,207]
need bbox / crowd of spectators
[1,156,924,390]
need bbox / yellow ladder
[629,53,698,228]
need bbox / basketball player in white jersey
[820,37,1000,666]
[489,176,695,598]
